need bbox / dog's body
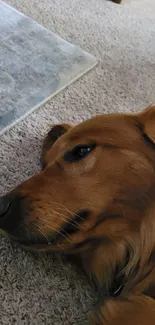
[1,106,155,324]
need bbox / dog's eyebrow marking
[54,210,90,242]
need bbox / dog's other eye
[64,144,96,162]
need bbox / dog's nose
[0,195,11,221]
[0,193,28,235]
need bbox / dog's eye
[64,144,95,162]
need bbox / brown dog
[1,105,155,324]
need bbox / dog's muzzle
[0,193,53,248]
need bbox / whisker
[52,210,85,230]
[60,207,86,222]
[40,219,72,243]
[49,201,84,219]
[37,206,86,230]
[56,207,88,225]
[37,225,50,244]
[48,201,88,224]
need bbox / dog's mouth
[10,234,66,252]
[12,239,54,252]
[20,242,52,252]
[13,236,52,246]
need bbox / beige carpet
[0,0,155,324]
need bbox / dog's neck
[80,211,155,300]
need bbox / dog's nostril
[0,196,11,218]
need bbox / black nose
[0,195,11,222]
[0,193,27,234]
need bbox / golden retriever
[1,105,155,324]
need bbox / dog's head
[1,106,155,293]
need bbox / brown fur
[1,105,155,324]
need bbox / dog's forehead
[65,113,138,144]
[53,113,138,155]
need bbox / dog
[1,105,155,324]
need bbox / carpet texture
[0,0,155,324]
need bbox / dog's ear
[41,123,72,168]
[138,105,155,144]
